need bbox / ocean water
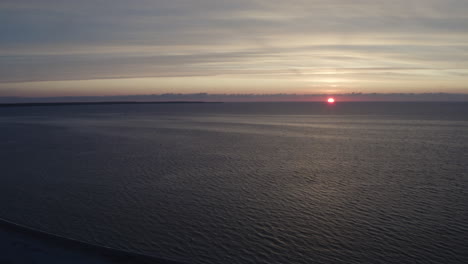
[0,102,467,263]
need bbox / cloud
[1,0,468,95]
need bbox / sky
[1,0,468,99]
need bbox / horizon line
[1,92,468,104]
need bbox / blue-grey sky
[1,0,468,97]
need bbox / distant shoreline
[0,101,223,108]
[1,101,468,109]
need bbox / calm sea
[1,102,467,263]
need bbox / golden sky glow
[1,0,468,97]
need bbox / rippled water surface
[1,102,467,263]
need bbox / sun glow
[327,97,335,103]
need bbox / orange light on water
[327,97,335,103]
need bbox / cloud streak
[1,0,468,95]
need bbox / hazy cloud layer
[1,0,468,95]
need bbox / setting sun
[327,97,335,103]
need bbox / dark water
[1,102,467,264]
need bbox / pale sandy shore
[0,219,184,264]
